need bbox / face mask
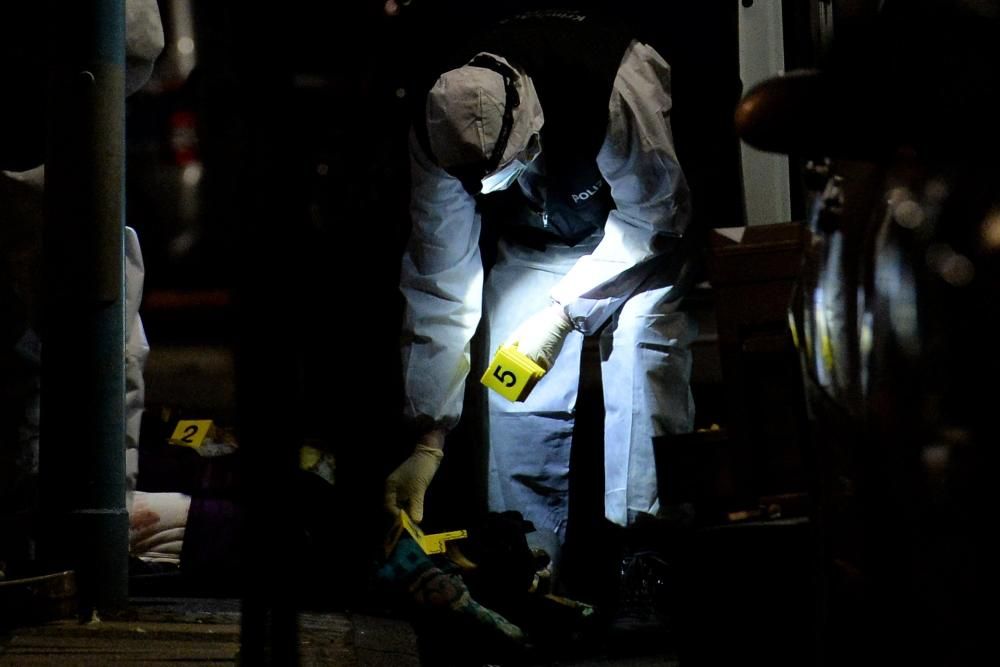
[480,158,527,194]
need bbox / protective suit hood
[0,0,163,171]
[425,53,544,179]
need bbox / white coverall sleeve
[550,41,691,335]
[399,130,483,430]
[124,226,149,505]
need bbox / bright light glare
[182,163,203,186]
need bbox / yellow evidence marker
[168,419,214,449]
[385,509,468,557]
[480,344,547,402]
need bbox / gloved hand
[384,430,445,523]
[504,303,574,371]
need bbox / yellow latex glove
[384,430,445,523]
[504,303,574,371]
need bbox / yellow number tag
[397,510,467,555]
[169,419,214,448]
[480,345,546,402]
[300,445,322,470]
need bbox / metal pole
[227,3,301,662]
[40,0,128,614]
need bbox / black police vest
[418,9,633,246]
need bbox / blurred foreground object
[736,2,999,664]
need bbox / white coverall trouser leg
[483,235,696,560]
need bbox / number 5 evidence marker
[480,344,547,402]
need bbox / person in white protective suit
[384,8,698,573]
[1,0,173,564]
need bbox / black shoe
[606,550,674,653]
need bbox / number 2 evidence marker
[480,344,547,402]
[168,419,214,448]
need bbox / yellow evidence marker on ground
[168,419,214,449]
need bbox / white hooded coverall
[400,41,696,548]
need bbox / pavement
[0,513,817,665]
[0,596,683,666]
[0,597,420,666]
